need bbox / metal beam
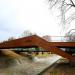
[0,35,36,49]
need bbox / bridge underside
[0,35,75,61]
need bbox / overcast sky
[0,0,63,41]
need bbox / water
[0,55,33,75]
[0,54,61,75]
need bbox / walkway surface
[0,54,61,75]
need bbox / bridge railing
[46,36,75,42]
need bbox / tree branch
[70,0,75,5]
[48,0,75,31]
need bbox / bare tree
[21,30,32,37]
[21,30,36,37]
[8,37,15,41]
[43,35,51,42]
[49,0,75,31]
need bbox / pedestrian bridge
[0,35,75,61]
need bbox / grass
[32,52,52,57]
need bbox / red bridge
[0,35,75,61]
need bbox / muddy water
[0,55,34,75]
[0,54,61,75]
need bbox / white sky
[0,0,64,41]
